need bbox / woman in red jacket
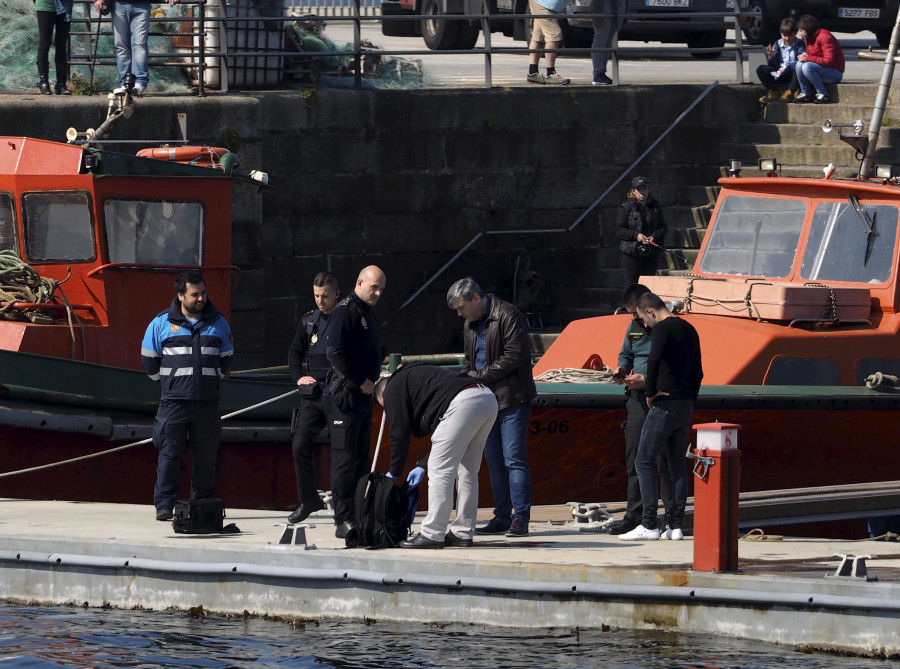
[794,14,844,104]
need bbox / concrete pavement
[318,25,891,87]
[2,498,900,657]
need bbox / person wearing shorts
[526,0,570,85]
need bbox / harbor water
[1,602,898,668]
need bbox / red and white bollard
[690,422,741,572]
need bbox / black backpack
[172,498,225,534]
[350,472,417,549]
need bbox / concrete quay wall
[0,86,762,367]
[3,499,900,657]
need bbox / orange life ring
[136,145,230,164]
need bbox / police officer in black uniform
[325,265,386,539]
[286,272,341,524]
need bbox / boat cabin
[0,137,240,370]
[535,176,900,387]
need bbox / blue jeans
[590,0,625,80]
[796,61,842,96]
[635,399,693,530]
[483,401,532,523]
[113,1,150,88]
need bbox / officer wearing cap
[616,175,667,287]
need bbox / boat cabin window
[765,357,841,385]
[103,199,204,265]
[22,192,95,263]
[800,201,897,284]
[0,193,15,252]
[700,196,804,278]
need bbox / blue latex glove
[406,466,425,488]
[385,471,395,480]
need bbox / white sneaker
[113,83,145,96]
[619,525,660,541]
[661,526,684,540]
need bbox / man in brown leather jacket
[447,277,536,537]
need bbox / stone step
[763,101,900,125]
[691,202,715,227]
[658,268,696,277]
[590,267,625,287]
[527,329,563,355]
[818,83,900,106]
[720,142,864,171]
[666,204,706,230]
[675,184,719,208]
[669,226,707,248]
[658,249,695,272]
[582,285,623,307]
[736,122,900,146]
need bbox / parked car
[563,0,729,59]
[381,0,729,56]
[734,0,900,46]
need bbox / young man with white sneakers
[619,292,702,542]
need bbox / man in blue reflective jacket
[141,271,233,521]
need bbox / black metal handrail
[66,0,761,92]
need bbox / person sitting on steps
[757,17,806,104]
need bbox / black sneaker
[608,518,640,535]
[793,92,812,103]
[155,507,173,521]
[505,517,529,537]
[593,74,613,86]
[474,517,511,534]
[814,93,832,104]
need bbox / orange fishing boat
[527,134,900,534]
[0,122,309,509]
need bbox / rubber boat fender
[137,145,230,162]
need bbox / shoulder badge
[170,324,180,333]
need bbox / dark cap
[632,176,650,189]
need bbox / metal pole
[354,0,362,88]
[198,0,207,97]
[732,6,744,85]
[482,1,492,89]
[859,7,900,178]
[89,8,104,96]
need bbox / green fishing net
[0,0,422,93]
[0,0,195,94]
